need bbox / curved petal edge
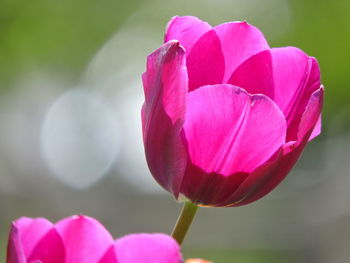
[142,41,188,197]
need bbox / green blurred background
[0,0,349,262]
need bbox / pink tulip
[142,16,324,207]
[7,215,182,263]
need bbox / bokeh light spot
[41,89,120,189]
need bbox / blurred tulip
[7,215,182,263]
[142,16,323,207]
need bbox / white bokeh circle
[41,88,120,189]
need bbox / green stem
[171,201,199,245]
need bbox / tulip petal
[229,47,321,141]
[10,217,53,258]
[227,141,299,206]
[186,30,225,91]
[227,88,324,206]
[114,233,182,263]
[180,163,249,206]
[183,84,286,176]
[309,115,322,141]
[214,21,269,82]
[142,41,188,196]
[28,228,65,263]
[228,49,274,98]
[55,215,113,263]
[297,87,324,143]
[164,16,212,55]
[7,224,26,263]
[99,246,118,263]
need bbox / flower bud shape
[141,16,324,207]
[7,215,182,263]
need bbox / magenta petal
[274,50,321,140]
[228,50,274,98]
[180,164,249,206]
[183,84,286,175]
[142,41,188,196]
[309,115,322,141]
[114,233,182,263]
[164,16,212,55]
[28,228,65,263]
[297,87,324,142]
[226,88,323,206]
[214,21,269,82]
[229,47,321,141]
[10,217,53,258]
[227,141,300,206]
[186,30,225,91]
[55,215,113,263]
[7,224,26,263]
[99,246,118,263]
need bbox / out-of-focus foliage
[281,0,350,131]
[183,249,294,263]
[0,0,141,86]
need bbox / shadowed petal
[55,215,113,263]
[142,41,188,197]
[214,21,269,82]
[164,16,212,55]
[114,233,182,263]
[180,163,249,206]
[227,141,299,206]
[186,30,225,91]
[227,88,324,206]
[28,228,65,263]
[228,50,274,98]
[183,84,286,176]
[7,224,26,263]
[99,245,118,263]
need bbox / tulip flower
[142,16,323,243]
[7,215,182,263]
[142,16,323,207]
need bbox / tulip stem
[171,201,198,245]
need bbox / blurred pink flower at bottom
[7,215,182,263]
